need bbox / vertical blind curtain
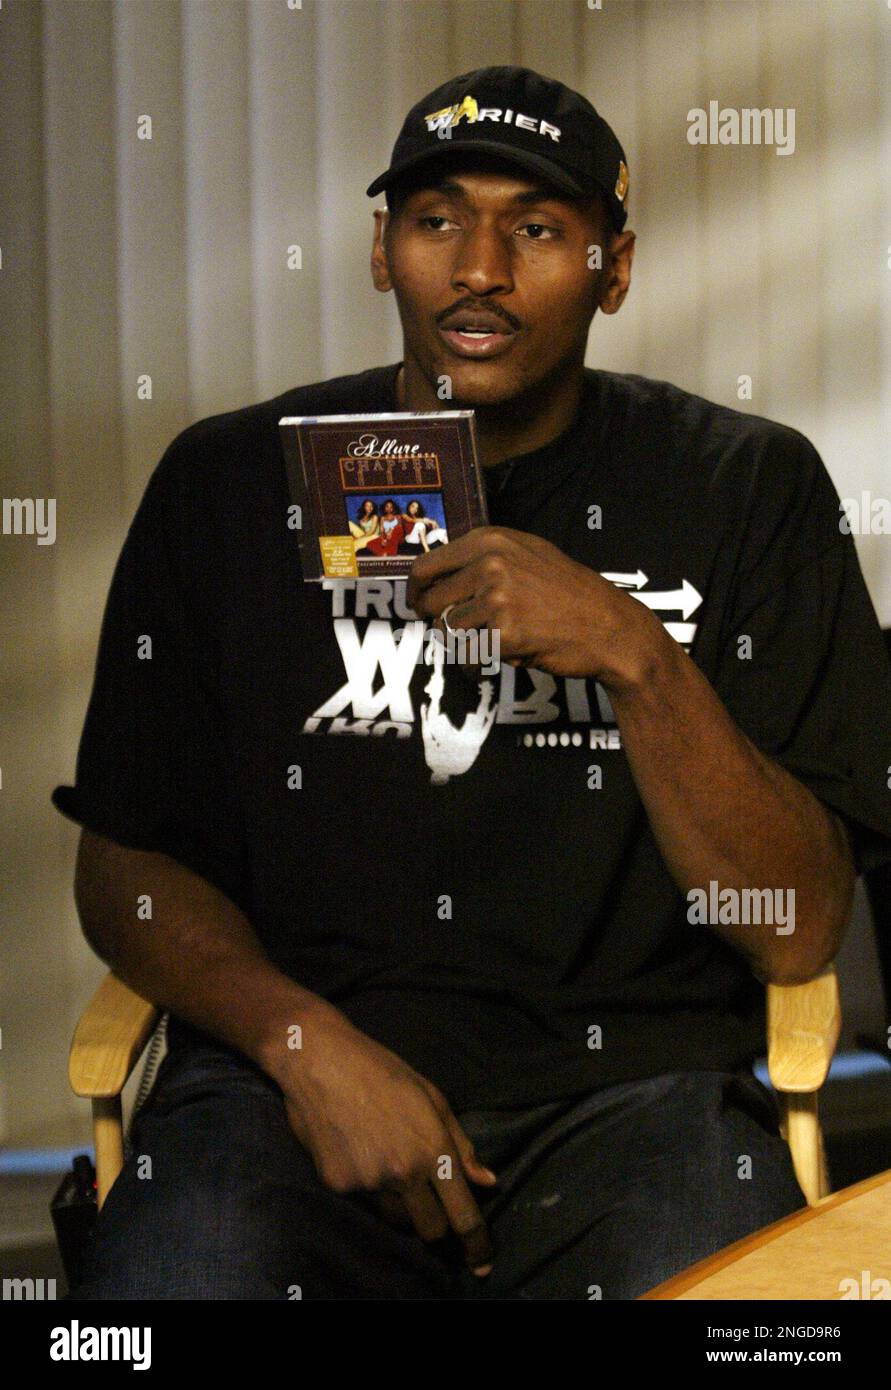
[1,0,888,1145]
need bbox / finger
[443,1113,498,1187]
[375,1190,414,1230]
[411,555,498,622]
[406,537,474,607]
[420,1084,498,1184]
[406,528,500,607]
[439,594,532,672]
[398,1179,450,1244]
[434,590,496,638]
[433,1157,495,1274]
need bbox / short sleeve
[714,434,891,877]
[51,438,251,913]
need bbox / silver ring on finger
[440,602,461,636]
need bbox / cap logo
[424,93,561,143]
[615,159,628,203]
[425,95,479,132]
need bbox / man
[54,66,891,1300]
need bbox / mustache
[437,300,522,332]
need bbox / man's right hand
[69,831,497,1267]
[261,1002,498,1275]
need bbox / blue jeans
[69,1042,807,1300]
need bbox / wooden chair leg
[92,1095,124,1209]
[783,1092,828,1206]
[817,1124,831,1200]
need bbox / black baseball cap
[366,65,629,232]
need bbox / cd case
[279,411,489,581]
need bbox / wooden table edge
[638,1166,891,1300]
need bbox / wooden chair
[766,965,839,1206]
[69,973,161,1207]
[69,965,841,1210]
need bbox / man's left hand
[406,525,664,685]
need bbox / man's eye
[419,216,454,230]
[517,223,558,240]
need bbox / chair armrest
[766,965,841,1093]
[69,971,161,1099]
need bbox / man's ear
[599,228,635,316]
[371,208,393,292]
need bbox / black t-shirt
[52,362,891,1111]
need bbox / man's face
[371,158,631,407]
